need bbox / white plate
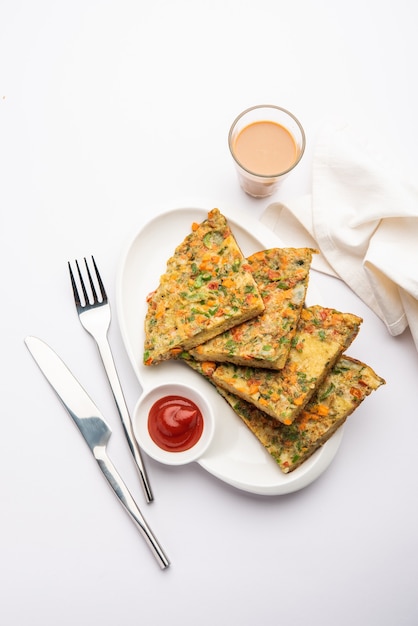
[116,207,344,496]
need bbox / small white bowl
[132,383,215,465]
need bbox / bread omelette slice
[210,305,363,424]
[185,355,385,473]
[189,247,316,369]
[143,208,265,366]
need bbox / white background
[1,1,418,625]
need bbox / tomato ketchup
[148,395,204,452]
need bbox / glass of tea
[228,104,306,198]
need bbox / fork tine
[68,261,82,307]
[91,255,107,302]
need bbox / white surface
[119,207,344,495]
[2,1,417,625]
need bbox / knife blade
[24,336,170,570]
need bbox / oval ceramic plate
[116,207,344,496]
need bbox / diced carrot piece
[316,404,329,416]
[293,396,305,406]
[350,387,362,399]
[201,361,217,376]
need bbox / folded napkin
[260,121,418,351]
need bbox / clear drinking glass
[228,104,306,198]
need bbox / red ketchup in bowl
[148,395,204,452]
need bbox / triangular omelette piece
[210,305,363,424]
[143,209,265,366]
[185,355,385,473]
[189,247,317,369]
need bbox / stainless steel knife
[24,336,170,570]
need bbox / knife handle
[95,448,170,569]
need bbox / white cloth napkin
[260,121,418,351]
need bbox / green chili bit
[203,231,224,248]
[194,272,212,287]
[318,382,335,401]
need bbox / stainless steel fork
[68,256,153,503]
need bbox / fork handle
[94,335,154,503]
[95,448,169,569]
